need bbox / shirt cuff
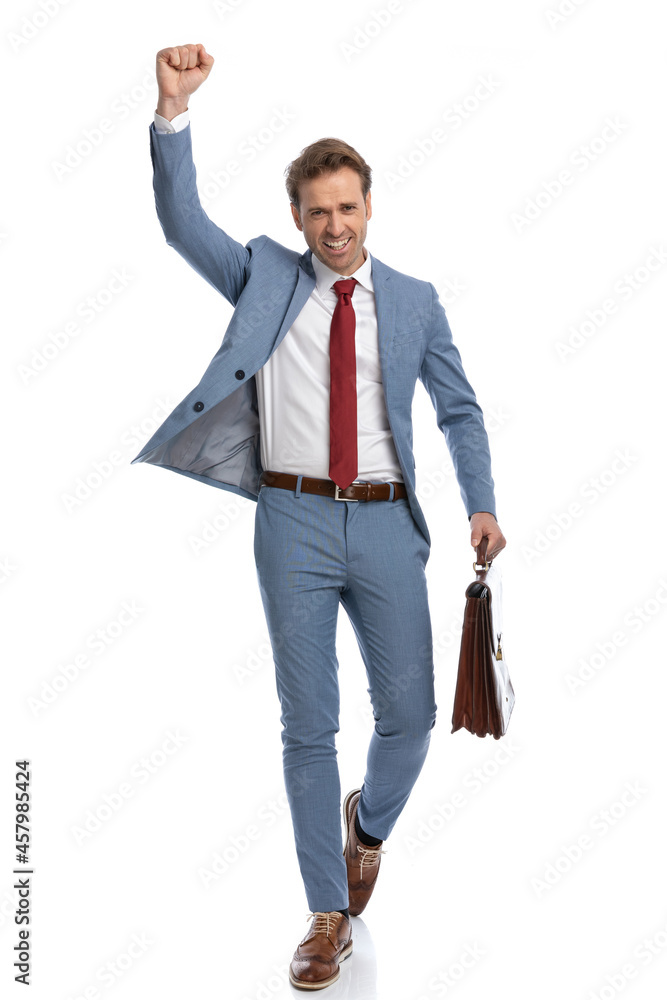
[153,109,190,134]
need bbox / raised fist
[155,44,214,115]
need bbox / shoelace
[357,844,386,878]
[306,911,340,937]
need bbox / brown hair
[285,137,372,210]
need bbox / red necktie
[329,278,358,489]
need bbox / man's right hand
[155,43,214,120]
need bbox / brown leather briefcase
[451,537,515,739]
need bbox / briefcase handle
[473,536,492,572]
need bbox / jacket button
[235,369,245,380]
[193,401,204,412]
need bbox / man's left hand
[470,511,506,561]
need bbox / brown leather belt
[260,471,407,502]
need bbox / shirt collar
[311,247,374,297]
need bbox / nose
[326,213,346,237]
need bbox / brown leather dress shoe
[289,911,353,990]
[343,788,386,916]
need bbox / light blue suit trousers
[254,484,436,911]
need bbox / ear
[365,190,372,222]
[290,202,303,232]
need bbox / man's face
[290,167,372,276]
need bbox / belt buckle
[334,485,358,502]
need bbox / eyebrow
[308,200,360,212]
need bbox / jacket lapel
[271,249,317,354]
[371,256,396,375]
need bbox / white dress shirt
[153,110,403,483]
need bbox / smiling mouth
[323,237,352,251]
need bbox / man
[132,43,506,990]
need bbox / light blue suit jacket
[131,123,497,545]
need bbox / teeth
[325,238,350,248]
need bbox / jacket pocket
[393,326,423,345]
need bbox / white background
[3,1,666,998]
